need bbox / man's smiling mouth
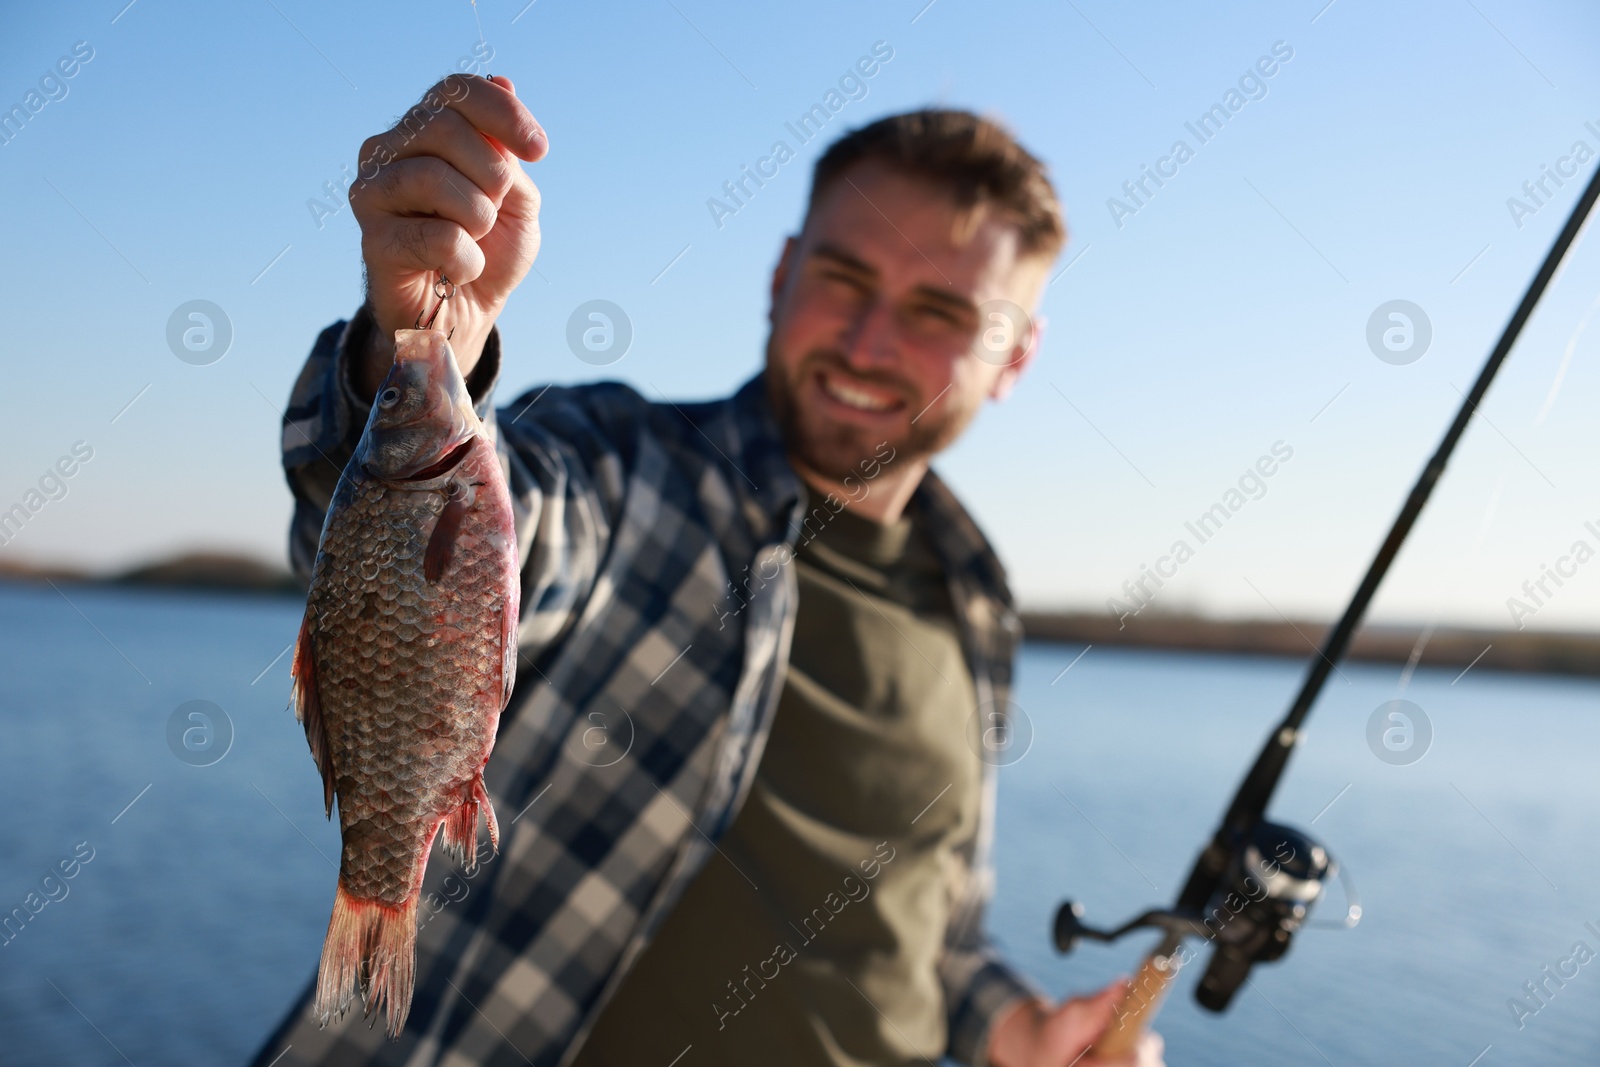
[817,368,906,414]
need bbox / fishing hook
[415,273,457,338]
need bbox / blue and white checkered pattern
[254,307,1044,1067]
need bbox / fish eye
[378,386,402,408]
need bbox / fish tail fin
[440,775,499,872]
[313,881,417,1039]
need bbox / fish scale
[289,327,519,1037]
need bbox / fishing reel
[1054,821,1344,1012]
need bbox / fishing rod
[1054,156,1600,1059]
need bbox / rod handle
[1088,948,1179,1060]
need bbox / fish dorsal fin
[290,609,335,817]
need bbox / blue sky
[2,0,1599,630]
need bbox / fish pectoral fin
[290,609,335,818]
[424,491,469,583]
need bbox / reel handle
[1089,942,1181,1059]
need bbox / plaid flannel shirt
[253,306,1045,1067]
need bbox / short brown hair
[805,108,1067,261]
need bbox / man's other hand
[987,981,1166,1067]
[348,73,547,398]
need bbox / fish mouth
[394,438,477,482]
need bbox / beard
[764,333,981,482]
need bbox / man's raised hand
[348,73,547,397]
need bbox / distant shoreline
[1019,611,1600,679]
[2,552,1593,678]
[0,551,301,596]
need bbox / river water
[0,583,1594,1064]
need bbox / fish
[288,327,520,1037]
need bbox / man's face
[765,160,1050,483]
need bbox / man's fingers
[423,73,546,161]
[496,158,541,224]
[475,76,531,157]
[363,216,487,286]
[351,157,499,241]
[1086,989,1122,1044]
[350,74,545,356]
[351,75,542,203]
[359,105,521,209]
[1091,979,1130,1023]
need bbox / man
[255,73,1163,1067]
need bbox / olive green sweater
[572,497,981,1066]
